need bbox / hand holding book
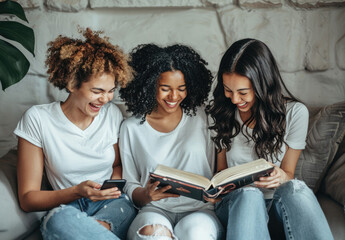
[150,159,274,202]
[132,178,180,207]
[253,162,289,189]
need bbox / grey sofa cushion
[0,150,46,240]
[295,101,345,192]
[322,152,345,207]
[317,192,345,240]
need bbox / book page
[154,165,212,189]
[211,159,272,187]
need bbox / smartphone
[100,179,126,191]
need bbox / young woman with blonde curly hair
[14,28,136,240]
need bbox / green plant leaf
[0,39,30,90]
[0,21,35,56]
[0,0,28,23]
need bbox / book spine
[150,174,204,201]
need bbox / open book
[150,158,274,202]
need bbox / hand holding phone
[100,179,126,191]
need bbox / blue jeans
[215,180,333,240]
[41,194,136,240]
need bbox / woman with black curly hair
[14,28,136,239]
[207,38,332,240]
[119,44,224,240]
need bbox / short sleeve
[13,106,42,148]
[285,102,309,150]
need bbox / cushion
[0,150,46,239]
[295,101,345,192]
[322,152,345,207]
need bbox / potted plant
[0,0,35,90]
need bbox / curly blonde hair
[46,28,132,91]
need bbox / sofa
[270,101,345,240]
[1,101,345,240]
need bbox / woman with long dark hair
[207,38,333,240]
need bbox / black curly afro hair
[120,43,213,121]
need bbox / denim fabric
[216,180,333,240]
[41,194,136,240]
[127,205,224,240]
[271,180,333,240]
[216,187,270,240]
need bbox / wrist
[280,174,291,184]
[72,185,82,198]
[144,187,153,203]
[133,187,151,207]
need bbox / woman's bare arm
[216,149,228,172]
[255,147,301,189]
[111,142,122,179]
[17,137,120,212]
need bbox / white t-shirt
[226,101,309,198]
[120,107,215,213]
[14,101,123,190]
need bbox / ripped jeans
[41,194,136,240]
[127,205,224,240]
[215,180,333,240]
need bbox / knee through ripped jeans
[41,194,136,240]
[127,205,224,240]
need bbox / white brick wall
[290,0,345,7]
[6,0,345,103]
[0,0,344,157]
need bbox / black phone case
[100,179,126,191]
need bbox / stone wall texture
[0,0,344,156]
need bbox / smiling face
[223,72,256,120]
[155,70,187,115]
[68,72,116,119]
